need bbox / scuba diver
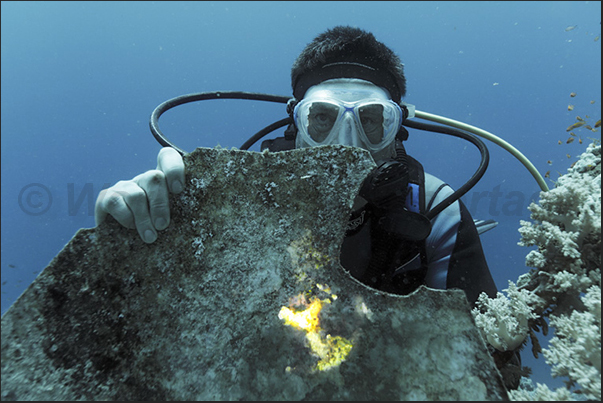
[96,26,544,389]
[96,25,498,304]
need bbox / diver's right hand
[94,147,185,243]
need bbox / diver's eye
[307,102,338,141]
[360,115,377,127]
[314,113,334,127]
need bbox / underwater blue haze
[1,0,601,392]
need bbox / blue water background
[2,0,601,391]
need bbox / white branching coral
[508,381,574,401]
[518,142,601,296]
[543,285,601,400]
[473,282,542,351]
[509,286,601,401]
[472,142,601,398]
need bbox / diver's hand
[94,147,185,243]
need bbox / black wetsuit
[341,170,498,305]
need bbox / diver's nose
[335,113,361,147]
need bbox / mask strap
[395,103,409,141]
[285,98,299,140]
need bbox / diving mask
[293,81,404,152]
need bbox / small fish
[590,100,596,104]
[8,264,15,268]
[565,25,577,31]
[566,137,575,144]
[558,140,563,145]
[1,281,7,286]
[579,138,583,144]
[567,154,571,158]
[595,119,601,128]
[576,116,585,122]
[547,160,552,165]
[567,104,574,111]
[569,131,576,136]
[566,121,586,131]
[585,125,593,131]
[544,170,551,178]
[570,92,577,97]
[595,35,600,42]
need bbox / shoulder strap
[386,153,429,294]
[404,154,426,215]
[361,151,431,294]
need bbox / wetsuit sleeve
[423,173,497,305]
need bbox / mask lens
[307,102,339,142]
[358,104,384,144]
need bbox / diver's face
[295,79,398,163]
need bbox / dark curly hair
[291,26,406,102]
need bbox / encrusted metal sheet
[1,145,507,400]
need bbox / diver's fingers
[94,193,109,226]
[115,177,158,244]
[94,181,138,230]
[156,147,185,194]
[134,170,170,232]
[95,180,157,243]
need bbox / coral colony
[473,142,601,400]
